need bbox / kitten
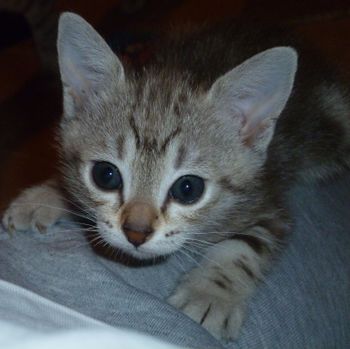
[2,13,350,340]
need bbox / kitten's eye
[169,175,205,205]
[92,162,122,190]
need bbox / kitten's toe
[1,182,66,234]
[30,204,64,234]
[2,203,33,232]
[168,276,245,340]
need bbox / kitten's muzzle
[121,201,157,248]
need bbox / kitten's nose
[122,223,153,247]
[121,201,157,247]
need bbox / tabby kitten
[3,13,350,339]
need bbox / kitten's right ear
[207,47,297,151]
[57,12,124,118]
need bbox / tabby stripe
[129,115,141,148]
[235,259,255,279]
[175,144,187,169]
[213,279,228,289]
[141,137,158,152]
[160,127,181,153]
[230,234,265,254]
[218,272,232,284]
[200,304,212,325]
[116,135,125,159]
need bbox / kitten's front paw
[2,181,66,234]
[168,270,245,340]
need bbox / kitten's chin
[116,241,181,261]
[119,246,170,261]
[97,227,184,260]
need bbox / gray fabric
[0,281,183,349]
[0,175,350,349]
[0,279,107,347]
[0,279,106,331]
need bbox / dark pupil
[170,175,204,205]
[101,166,114,183]
[181,180,193,196]
[92,162,121,190]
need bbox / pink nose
[122,223,153,247]
[121,201,157,247]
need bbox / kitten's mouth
[90,239,167,265]
[97,223,184,260]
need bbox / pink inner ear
[241,119,271,147]
[67,88,83,109]
[62,57,92,99]
[209,48,297,151]
[239,92,280,147]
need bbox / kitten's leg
[2,179,68,234]
[168,225,278,340]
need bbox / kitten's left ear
[57,12,125,118]
[208,47,297,149]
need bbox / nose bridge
[131,151,160,198]
[122,200,157,231]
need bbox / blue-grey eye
[169,175,205,205]
[92,162,122,190]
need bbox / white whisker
[177,247,202,269]
[182,243,225,269]
[9,202,96,222]
[171,252,187,272]
[61,196,95,216]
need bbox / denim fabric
[0,175,349,349]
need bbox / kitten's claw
[34,222,48,234]
[168,269,245,340]
[1,181,66,234]
[7,221,15,236]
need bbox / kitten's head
[57,13,297,259]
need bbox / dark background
[1,0,350,213]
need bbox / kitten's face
[57,13,296,260]
[61,75,258,259]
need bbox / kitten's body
[3,14,350,340]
